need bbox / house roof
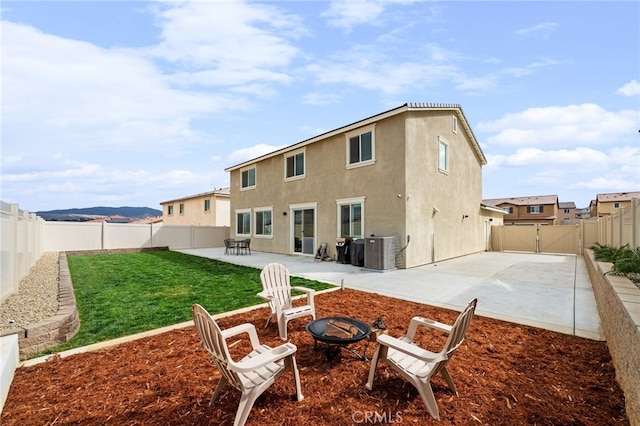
[596,191,640,203]
[482,195,559,207]
[225,103,487,172]
[558,202,576,209]
[160,187,230,205]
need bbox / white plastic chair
[257,263,316,340]
[192,304,304,426]
[366,299,477,419]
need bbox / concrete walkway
[179,248,604,341]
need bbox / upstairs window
[241,166,256,190]
[285,150,305,180]
[527,205,543,214]
[179,203,185,215]
[614,202,620,208]
[453,115,458,134]
[167,205,174,216]
[503,207,514,214]
[438,136,449,173]
[204,199,211,212]
[346,125,375,168]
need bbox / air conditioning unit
[364,237,396,271]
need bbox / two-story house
[558,201,577,224]
[160,188,230,226]
[593,191,640,217]
[482,195,559,225]
[224,103,502,269]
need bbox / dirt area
[2,289,628,425]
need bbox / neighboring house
[575,207,591,220]
[160,188,231,226]
[482,195,559,225]
[558,202,577,224]
[589,199,598,218]
[225,103,501,269]
[593,191,640,217]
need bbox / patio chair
[237,238,251,255]
[224,239,236,255]
[365,298,477,419]
[257,263,316,340]
[192,304,304,426]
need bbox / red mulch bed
[2,289,628,425]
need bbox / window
[236,210,251,235]
[167,205,174,216]
[527,205,543,214]
[614,202,620,208]
[179,203,184,215]
[503,207,514,214]
[346,126,375,168]
[285,150,305,180]
[563,208,570,214]
[453,116,458,134]
[255,208,273,236]
[241,166,256,189]
[337,197,365,238]
[438,136,449,172]
[204,199,211,212]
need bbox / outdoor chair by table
[224,239,236,255]
[237,239,251,255]
[306,316,372,370]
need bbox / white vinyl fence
[1,202,45,304]
[1,201,229,304]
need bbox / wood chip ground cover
[2,289,628,425]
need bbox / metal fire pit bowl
[306,317,372,370]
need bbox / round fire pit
[306,317,372,370]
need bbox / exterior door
[292,208,315,255]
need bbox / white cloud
[571,176,640,191]
[617,79,640,96]
[322,0,387,30]
[227,143,287,164]
[302,92,342,105]
[149,1,303,76]
[478,104,639,147]
[515,22,558,39]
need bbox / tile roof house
[558,201,577,224]
[482,195,559,225]
[593,191,640,217]
[160,188,230,226]
[225,103,502,269]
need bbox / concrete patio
[179,248,604,341]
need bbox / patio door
[292,206,315,255]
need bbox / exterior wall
[162,195,230,226]
[557,207,576,224]
[597,201,631,217]
[500,203,557,225]
[229,113,409,261]
[229,109,486,268]
[404,110,485,265]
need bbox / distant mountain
[36,206,162,222]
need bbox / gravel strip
[0,252,59,330]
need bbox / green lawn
[44,250,334,354]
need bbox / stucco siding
[404,110,484,267]
[228,105,487,268]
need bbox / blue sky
[2,0,638,212]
